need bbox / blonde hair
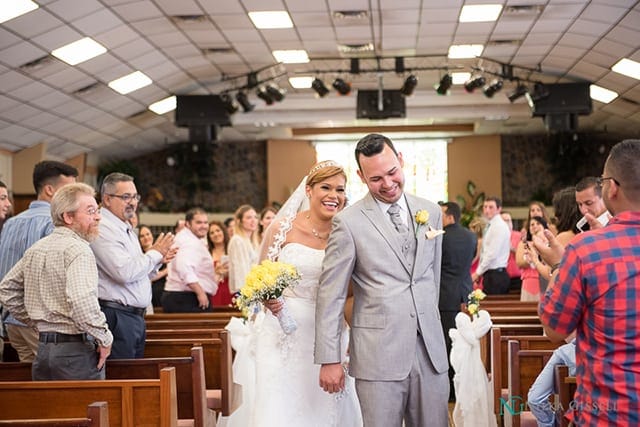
[51,182,96,227]
[233,204,260,248]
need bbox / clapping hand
[532,229,563,267]
[151,232,177,263]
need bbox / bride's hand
[263,298,284,315]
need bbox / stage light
[507,83,528,102]
[435,74,452,95]
[400,74,418,96]
[311,78,330,97]
[483,79,503,98]
[235,91,255,112]
[220,93,238,114]
[266,84,286,102]
[256,86,274,105]
[332,78,351,95]
[464,75,486,93]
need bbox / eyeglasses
[596,176,621,188]
[86,207,100,216]
[107,193,141,203]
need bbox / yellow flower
[235,259,302,311]
[415,210,429,225]
[470,289,486,301]
[467,303,479,316]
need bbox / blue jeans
[527,340,576,427]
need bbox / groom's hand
[319,363,345,393]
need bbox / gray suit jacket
[314,192,449,380]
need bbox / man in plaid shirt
[537,139,640,426]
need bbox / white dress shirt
[476,214,510,275]
[165,228,218,294]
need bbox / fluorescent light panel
[452,72,471,85]
[590,84,618,104]
[273,49,309,64]
[249,11,293,29]
[51,37,107,66]
[459,4,503,23]
[0,0,38,24]
[108,71,152,95]
[612,58,640,81]
[149,96,176,115]
[448,44,484,59]
[289,76,313,89]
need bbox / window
[314,137,448,204]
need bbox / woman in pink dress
[207,220,232,306]
[515,216,549,301]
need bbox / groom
[315,133,449,426]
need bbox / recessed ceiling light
[451,72,471,85]
[459,4,503,22]
[590,84,618,104]
[249,11,293,29]
[448,44,484,59]
[51,37,107,66]
[0,0,38,24]
[272,50,309,64]
[108,71,152,95]
[289,76,313,89]
[611,58,640,81]
[149,96,176,115]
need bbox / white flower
[425,226,445,240]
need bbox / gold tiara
[308,160,342,175]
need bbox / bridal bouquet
[235,260,302,334]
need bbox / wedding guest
[138,225,168,308]
[163,208,217,312]
[501,211,522,290]
[224,217,235,238]
[0,183,112,380]
[439,201,477,402]
[523,201,556,235]
[227,205,259,293]
[207,221,232,306]
[258,206,277,242]
[551,186,581,247]
[0,161,78,362]
[91,172,176,358]
[472,197,510,294]
[468,216,486,288]
[537,139,640,425]
[515,216,549,301]
[575,176,611,232]
[0,180,10,224]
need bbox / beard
[75,225,100,242]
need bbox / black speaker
[528,83,592,117]
[356,90,406,119]
[188,125,218,142]
[544,113,578,133]
[175,95,231,127]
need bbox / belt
[39,332,88,344]
[486,268,506,273]
[99,299,146,316]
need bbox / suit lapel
[406,195,425,275]
[360,193,412,275]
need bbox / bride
[226,160,362,427]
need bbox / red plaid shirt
[540,211,640,426]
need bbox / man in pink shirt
[162,208,218,312]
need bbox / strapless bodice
[278,243,324,300]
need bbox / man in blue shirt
[0,161,78,362]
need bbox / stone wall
[121,139,267,213]
[501,133,621,205]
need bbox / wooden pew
[488,327,559,423]
[144,330,238,417]
[147,328,220,340]
[491,315,541,325]
[0,348,211,427]
[146,318,231,331]
[146,311,240,321]
[0,367,178,427]
[554,365,577,427]
[503,340,554,427]
[0,401,109,427]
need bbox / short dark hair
[575,176,601,197]
[100,172,133,195]
[354,133,398,170]
[0,180,6,189]
[185,207,207,223]
[441,201,461,223]
[485,196,502,209]
[33,161,78,195]
[606,139,640,200]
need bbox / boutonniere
[414,210,429,237]
[425,226,445,240]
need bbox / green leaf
[467,181,476,197]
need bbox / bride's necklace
[306,214,329,240]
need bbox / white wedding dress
[243,242,362,427]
